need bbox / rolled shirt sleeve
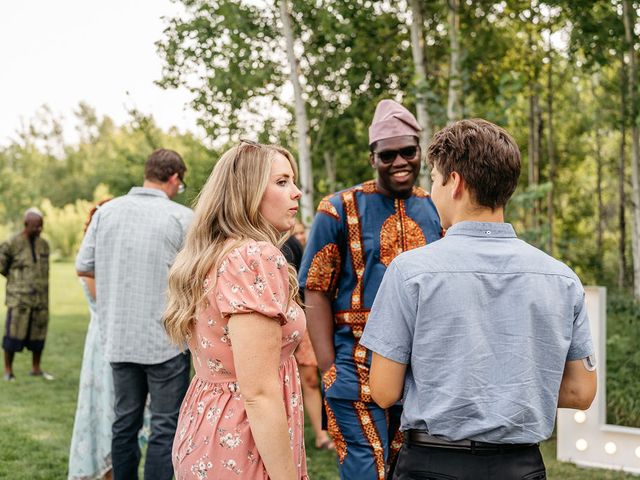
[0,238,13,277]
[567,285,594,361]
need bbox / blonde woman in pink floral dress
[164,140,308,480]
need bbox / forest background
[1,0,640,427]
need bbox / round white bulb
[574,411,587,424]
[635,446,640,458]
[576,439,588,451]
[604,442,617,455]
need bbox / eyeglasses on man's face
[374,146,419,164]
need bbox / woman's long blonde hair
[164,141,300,344]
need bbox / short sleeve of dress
[213,241,290,324]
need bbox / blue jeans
[111,353,190,480]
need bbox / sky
[0,0,201,146]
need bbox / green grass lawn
[0,262,637,479]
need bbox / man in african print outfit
[1,208,51,382]
[299,99,442,480]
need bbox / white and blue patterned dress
[68,279,151,480]
[68,278,115,479]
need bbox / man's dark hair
[144,149,186,183]
[427,119,521,209]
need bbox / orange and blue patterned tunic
[299,180,442,402]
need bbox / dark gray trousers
[393,442,546,480]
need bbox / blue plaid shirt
[76,187,193,364]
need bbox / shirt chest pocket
[11,255,29,270]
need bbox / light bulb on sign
[573,411,586,424]
[576,439,588,452]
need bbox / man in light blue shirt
[360,119,596,479]
[76,149,193,480]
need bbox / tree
[279,0,314,225]
[409,0,433,189]
[156,1,287,139]
[447,0,463,123]
[623,0,640,298]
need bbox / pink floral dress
[172,241,308,479]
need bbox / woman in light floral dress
[164,141,308,480]
[69,201,151,480]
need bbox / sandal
[29,371,54,380]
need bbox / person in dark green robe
[1,208,52,381]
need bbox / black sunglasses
[374,146,419,164]
[239,138,260,148]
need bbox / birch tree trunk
[409,0,432,190]
[279,0,314,226]
[595,126,604,275]
[447,0,462,124]
[619,59,628,289]
[546,37,556,256]
[528,92,541,230]
[589,75,604,271]
[323,151,336,193]
[623,0,640,298]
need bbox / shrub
[606,290,640,427]
[39,184,112,261]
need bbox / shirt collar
[128,186,169,199]
[445,221,516,238]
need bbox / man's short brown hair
[427,119,521,209]
[144,149,186,183]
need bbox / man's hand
[76,270,95,279]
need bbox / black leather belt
[406,430,538,454]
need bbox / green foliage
[156,0,287,138]
[0,1,636,296]
[507,182,552,249]
[37,184,113,261]
[40,199,92,261]
[0,106,218,223]
[606,290,640,427]
[0,223,13,244]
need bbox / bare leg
[299,365,333,448]
[4,350,15,375]
[31,350,42,373]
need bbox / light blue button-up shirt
[360,221,593,444]
[76,187,193,364]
